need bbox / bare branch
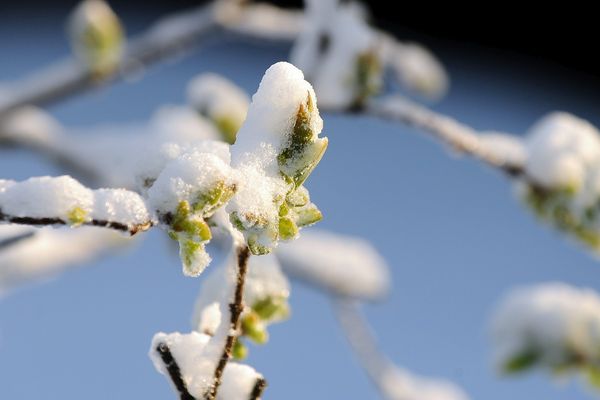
[205,245,251,400]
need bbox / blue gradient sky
[2,12,600,400]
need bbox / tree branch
[204,244,251,400]
[332,298,391,397]
[0,211,152,235]
[0,230,36,250]
[156,342,196,400]
[364,95,525,177]
[249,377,267,400]
[0,1,223,118]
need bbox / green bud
[353,50,383,108]
[247,235,272,256]
[295,203,323,227]
[241,312,268,344]
[278,216,299,241]
[69,0,124,76]
[193,181,237,217]
[502,350,539,373]
[214,115,240,145]
[277,94,328,188]
[232,338,248,360]
[252,296,290,321]
[67,206,88,226]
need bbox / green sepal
[241,312,268,344]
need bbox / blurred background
[1,1,600,399]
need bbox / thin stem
[364,95,525,177]
[0,211,152,235]
[204,245,251,400]
[332,298,399,400]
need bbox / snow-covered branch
[276,229,390,301]
[334,299,469,400]
[0,225,131,296]
[0,0,221,117]
[366,95,526,176]
[491,282,600,390]
[0,176,153,234]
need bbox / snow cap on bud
[68,0,124,75]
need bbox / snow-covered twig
[365,95,526,176]
[0,225,132,296]
[333,299,469,400]
[0,0,222,117]
[205,244,251,400]
[0,176,153,235]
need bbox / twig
[249,377,267,400]
[332,298,391,398]
[0,230,36,250]
[364,95,525,177]
[0,211,153,235]
[156,342,196,400]
[0,1,222,118]
[204,245,251,400]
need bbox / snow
[378,36,448,99]
[0,106,63,148]
[192,252,290,335]
[226,62,326,254]
[290,0,378,109]
[379,366,470,400]
[491,282,600,373]
[276,229,390,300]
[525,112,600,191]
[150,331,263,399]
[231,62,322,163]
[147,150,235,216]
[60,107,224,189]
[187,73,250,143]
[0,225,131,296]
[478,132,527,170]
[0,176,151,230]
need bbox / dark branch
[204,245,251,400]
[156,342,196,400]
[0,210,153,236]
[0,230,36,250]
[249,378,267,400]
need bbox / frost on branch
[227,62,327,255]
[192,253,290,358]
[68,0,124,75]
[516,112,600,251]
[147,150,236,276]
[491,282,600,389]
[0,176,151,234]
[276,229,390,300]
[149,332,265,400]
[187,73,250,144]
[290,0,447,110]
